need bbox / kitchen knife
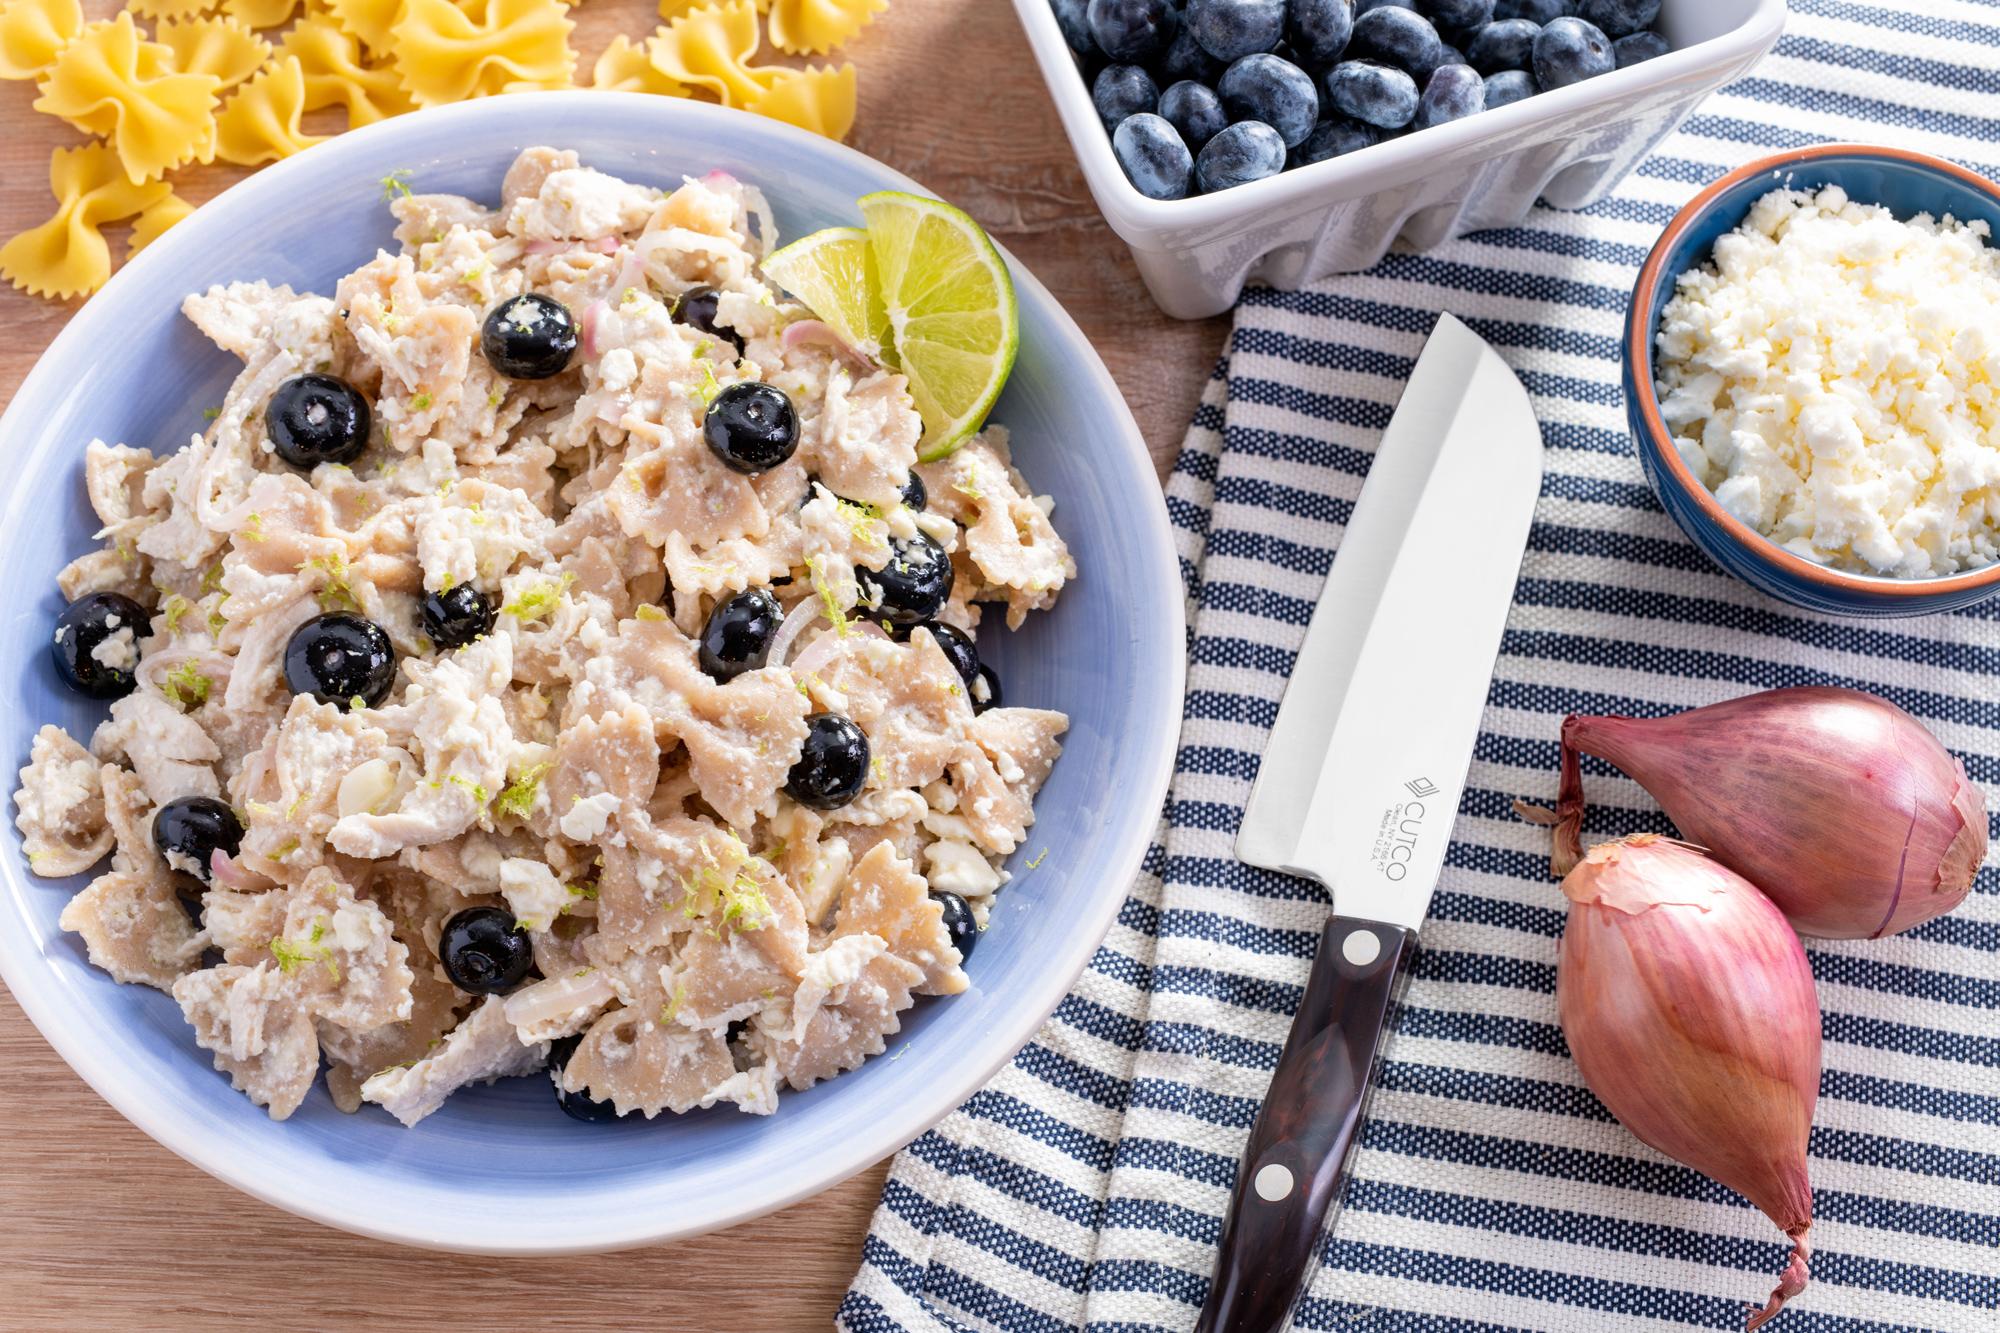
[1196,313,1544,1333]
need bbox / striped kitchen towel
[840,2,2000,1330]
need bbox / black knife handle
[1195,918,1417,1333]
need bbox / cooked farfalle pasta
[0,0,83,80]
[765,0,885,55]
[33,14,220,183]
[274,14,411,124]
[319,0,401,52]
[746,61,854,140]
[651,0,775,107]
[17,149,1074,1126]
[390,0,574,106]
[212,53,321,164]
[156,14,268,88]
[0,141,173,298]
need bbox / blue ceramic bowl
[1623,143,2000,618]
[0,95,1184,1252]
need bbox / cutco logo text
[1368,777,1438,882]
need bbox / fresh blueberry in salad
[1577,0,1658,38]
[933,891,978,959]
[283,612,396,710]
[924,622,981,688]
[1483,67,1537,105]
[1416,62,1485,127]
[420,583,495,650]
[439,906,535,994]
[899,470,928,512]
[1291,116,1380,165]
[51,592,148,699]
[1186,0,1286,61]
[1286,0,1354,67]
[1160,79,1231,151]
[971,664,1003,714]
[1219,53,1320,148]
[1195,120,1288,192]
[1349,5,1444,78]
[480,293,577,380]
[1325,60,1420,128]
[699,587,782,682]
[1087,0,1176,60]
[1493,0,1564,21]
[266,374,372,469]
[546,1035,621,1122]
[1532,15,1613,87]
[703,381,799,474]
[1613,29,1669,65]
[860,531,955,624]
[674,284,745,356]
[1114,113,1196,199]
[786,713,871,810]
[152,796,244,884]
[1466,17,1539,72]
[1093,62,1161,129]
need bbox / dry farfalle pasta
[746,61,855,140]
[0,0,83,80]
[16,150,1069,1127]
[390,0,575,106]
[212,54,321,165]
[155,13,268,87]
[651,0,776,107]
[33,13,220,183]
[765,0,885,56]
[273,14,410,124]
[0,141,172,298]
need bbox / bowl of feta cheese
[1625,143,2000,618]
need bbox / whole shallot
[1529,686,1986,938]
[1557,835,1820,1330]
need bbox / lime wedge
[857,191,1018,460]
[761,226,897,368]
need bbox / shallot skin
[1555,687,1986,939]
[1558,835,1820,1330]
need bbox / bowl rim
[0,91,1188,1254]
[1624,140,2000,598]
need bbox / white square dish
[1013,0,1787,318]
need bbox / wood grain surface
[0,1,1226,1327]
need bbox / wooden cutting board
[0,0,1223,1326]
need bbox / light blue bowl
[0,94,1184,1252]
[1623,143,2000,618]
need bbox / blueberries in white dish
[1422,0,1494,31]
[1219,53,1320,147]
[860,532,955,624]
[153,796,243,884]
[267,374,371,469]
[1196,120,1288,191]
[1286,0,1353,66]
[703,381,798,473]
[1187,0,1287,61]
[1326,60,1420,128]
[1578,0,1660,38]
[673,284,745,356]
[480,293,577,380]
[1416,62,1485,127]
[1349,5,1444,79]
[1052,0,1096,55]
[1115,113,1196,199]
[51,592,147,699]
[439,906,535,994]
[1354,0,1413,12]
[1494,0,1563,20]
[1533,15,1614,87]
[1088,0,1176,60]
[284,612,396,710]
[1291,116,1379,165]
[1093,62,1161,129]
[933,891,978,959]
[420,583,495,649]
[699,587,782,682]
[1466,17,1539,72]
[1485,67,1537,105]
[1614,29,1669,65]
[1161,78,1231,150]
[787,713,871,810]
[1158,22,1226,82]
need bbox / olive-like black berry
[971,664,1002,715]
[675,284,745,356]
[152,795,243,883]
[439,906,535,994]
[283,612,396,710]
[548,1033,620,1122]
[699,587,782,682]
[480,293,578,379]
[786,713,870,810]
[266,374,372,469]
[703,382,798,474]
[924,622,980,688]
[858,532,954,626]
[420,583,495,650]
[51,592,148,699]
[933,890,977,960]
[900,471,928,512]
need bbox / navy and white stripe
[843,4,2000,1329]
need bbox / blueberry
[283,612,396,710]
[1186,0,1285,61]
[1420,0,1492,28]
[674,285,744,357]
[971,664,1003,714]
[1355,0,1413,10]
[933,891,977,959]
[266,374,371,469]
[1484,67,1537,105]
[1159,80,1229,149]
[922,622,980,687]
[439,906,534,994]
[1415,62,1484,126]
[1155,23,1225,82]
[1436,40,1467,65]
[699,587,782,682]
[480,293,577,380]
[152,796,243,883]
[51,592,147,699]
[703,381,798,473]
[787,713,870,810]
[1092,62,1160,129]
[1219,53,1319,147]
[1113,113,1195,199]
[900,471,928,511]
[1465,17,1538,71]
[1613,29,1668,65]
[1088,0,1176,60]
[420,583,495,650]
[1348,5,1442,77]
[1193,119,1286,191]
[1291,115,1380,165]
[1494,0,1566,20]
[547,1035,620,1122]
[1576,0,1656,38]
[1532,15,1612,88]
[858,532,954,624]
[1324,60,1419,127]
[1050,0,1096,54]
[1286,0,1353,66]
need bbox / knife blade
[1197,313,1544,1333]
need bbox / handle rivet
[1341,930,1381,967]
[1253,1163,1294,1202]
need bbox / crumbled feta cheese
[558,791,620,841]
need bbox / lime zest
[502,573,574,623]
[494,761,551,819]
[806,554,850,638]
[380,168,414,201]
[162,661,212,711]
